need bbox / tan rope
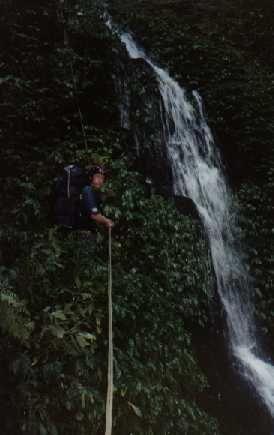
[105,227,113,435]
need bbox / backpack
[54,164,88,229]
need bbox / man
[80,165,114,231]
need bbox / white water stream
[105,16,274,419]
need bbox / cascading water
[105,15,274,419]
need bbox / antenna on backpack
[58,0,88,151]
[69,60,89,151]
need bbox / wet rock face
[113,53,201,211]
[173,196,200,220]
[117,56,173,196]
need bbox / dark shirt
[78,185,102,231]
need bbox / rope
[105,227,113,435]
[58,0,88,149]
[67,165,71,198]
[60,3,113,429]
[69,61,88,151]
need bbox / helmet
[88,165,105,178]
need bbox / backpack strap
[64,164,74,199]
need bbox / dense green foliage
[0,1,219,434]
[1,0,274,434]
[0,174,218,434]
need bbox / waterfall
[105,16,274,418]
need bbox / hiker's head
[88,166,105,189]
